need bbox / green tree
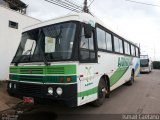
[153,61,160,69]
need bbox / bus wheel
[126,71,134,86]
[92,79,107,107]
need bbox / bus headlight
[48,87,53,95]
[9,83,12,89]
[56,87,63,95]
[13,84,16,89]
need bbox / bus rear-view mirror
[84,24,92,38]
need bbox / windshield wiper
[14,49,32,66]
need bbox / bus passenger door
[79,25,97,105]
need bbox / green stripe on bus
[78,87,98,97]
[110,67,128,86]
[10,64,76,74]
[10,74,77,83]
[110,57,133,87]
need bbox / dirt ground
[0,82,21,111]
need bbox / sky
[22,0,160,60]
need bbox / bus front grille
[20,68,44,74]
[19,75,43,83]
[18,83,42,96]
[47,67,65,74]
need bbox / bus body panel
[9,62,79,107]
[140,67,151,72]
[77,52,140,106]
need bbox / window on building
[124,41,130,55]
[9,21,18,29]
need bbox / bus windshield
[12,22,77,64]
[140,59,149,67]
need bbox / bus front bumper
[7,81,77,107]
[140,67,149,73]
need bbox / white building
[0,5,41,80]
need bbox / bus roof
[23,13,137,47]
[140,55,149,59]
[23,13,102,31]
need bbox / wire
[45,0,94,15]
[88,0,94,7]
[56,0,82,10]
[45,0,82,12]
[125,0,160,7]
[65,0,83,9]
[49,0,82,11]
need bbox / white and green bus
[8,13,140,107]
[140,55,152,73]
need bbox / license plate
[23,97,34,104]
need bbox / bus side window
[80,28,96,62]
[124,41,130,55]
[97,28,106,50]
[114,36,120,53]
[131,45,135,56]
[119,39,123,54]
[135,47,139,57]
[106,32,113,51]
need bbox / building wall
[0,5,41,80]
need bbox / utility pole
[83,0,89,13]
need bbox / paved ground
[0,70,160,119]
[0,82,21,112]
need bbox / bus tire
[8,91,14,96]
[126,70,134,86]
[92,78,107,107]
[105,78,110,98]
